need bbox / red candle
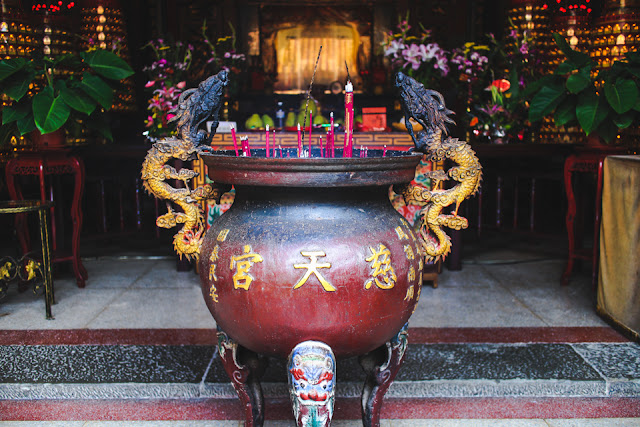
[325,131,330,158]
[344,81,354,158]
[231,125,239,156]
[308,112,313,156]
[348,108,354,157]
[272,129,277,158]
[241,136,251,157]
[297,123,302,157]
[383,145,387,157]
[319,135,324,158]
[265,124,270,158]
[330,112,335,158]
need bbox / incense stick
[301,45,322,148]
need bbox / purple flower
[384,39,405,58]
[519,42,529,55]
[402,44,423,70]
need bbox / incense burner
[141,71,481,427]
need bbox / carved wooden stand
[359,323,409,427]
[218,325,408,427]
[217,329,269,427]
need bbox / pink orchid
[145,81,155,88]
[176,81,186,89]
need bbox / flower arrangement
[450,42,490,82]
[199,20,246,96]
[381,14,449,88]
[142,39,193,141]
[465,26,543,143]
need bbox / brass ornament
[396,72,482,262]
[140,71,228,261]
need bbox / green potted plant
[0,49,134,147]
[527,33,640,144]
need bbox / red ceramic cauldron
[199,149,423,358]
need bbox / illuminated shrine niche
[274,23,359,93]
[259,6,372,94]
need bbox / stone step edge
[1,378,639,400]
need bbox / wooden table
[0,200,55,319]
[5,152,88,288]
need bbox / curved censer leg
[288,341,337,427]
[358,323,409,427]
[217,328,269,426]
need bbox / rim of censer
[201,149,423,187]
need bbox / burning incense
[319,135,324,158]
[266,124,270,158]
[302,45,323,149]
[231,125,239,156]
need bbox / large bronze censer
[142,70,481,426]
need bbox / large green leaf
[2,100,30,125]
[612,112,634,129]
[566,72,590,94]
[604,78,638,114]
[553,33,591,68]
[85,114,113,141]
[0,58,27,81]
[554,97,577,127]
[16,114,35,135]
[625,51,640,64]
[528,83,566,122]
[60,84,97,115]
[80,50,134,80]
[3,69,36,101]
[32,86,71,134]
[555,61,577,75]
[576,89,608,135]
[79,72,113,109]
[596,119,619,143]
[627,66,640,79]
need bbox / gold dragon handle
[140,71,228,261]
[395,72,482,262]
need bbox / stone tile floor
[0,232,637,425]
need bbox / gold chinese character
[408,266,416,282]
[209,283,219,303]
[217,229,230,242]
[395,226,409,240]
[404,245,415,260]
[293,251,335,292]
[365,244,397,289]
[210,245,220,262]
[209,263,218,281]
[405,285,414,301]
[418,257,424,272]
[229,245,263,290]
